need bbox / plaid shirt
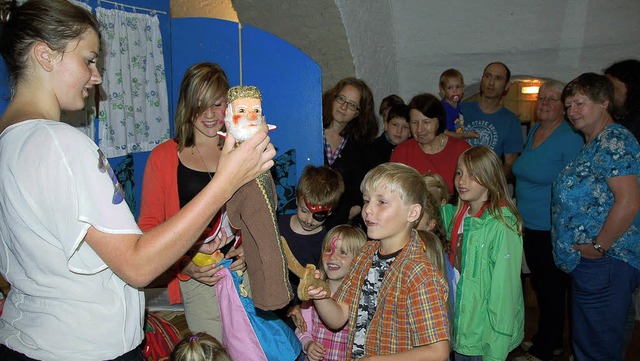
[335,230,450,358]
[324,134,348,165]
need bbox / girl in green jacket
[443,146,524,361]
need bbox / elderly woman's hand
[572,243,606,259]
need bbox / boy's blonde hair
[297,165,345,210]
[422,172,450,206]
[360,163,427,225]
[439,68,465,89]
[171,332,231,361]
[457,146,523,234]
[319,225,367,276]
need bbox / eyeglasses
[334,94,360,112]
[537,96,561,104]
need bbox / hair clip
[189,335,200,342]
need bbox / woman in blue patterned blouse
[552,73,640,361]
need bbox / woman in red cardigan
[138,63,248,340]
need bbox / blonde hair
[417,230,447,278]
[319,225,367,277]
[456,146,523,235]
[422,172,450,206]
[361,163,427,226]
[417,191,449,253]
[439,68,465,89]
[170,332,232,361]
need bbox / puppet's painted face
[225,97,264,141]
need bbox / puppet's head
[225,85,265,141]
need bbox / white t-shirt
[0,120,144,360]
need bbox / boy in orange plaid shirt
[308,163,450,360]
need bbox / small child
[439,69,478,140]
[309,163,450,359]
[442,146,524,360]
[369,103,411,167]
[296,225,367,361]
[171,332,232,361]
[417,230,448,292]
[378,94,404,123]
[417,185,447,243]
[416,194,456,336]
[422,171,451,206]
[277,165,344,324]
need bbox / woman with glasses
[511,80,583,361]
[322,77,377,228]
[552,73,640,360]
[390,93,470,199]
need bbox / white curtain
[96,7,170,157]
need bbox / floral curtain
[96,7,170,158]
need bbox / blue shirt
[460,100,523,157]
[442,99,461,132]
[552,124,640,272]
[513,121,583,230]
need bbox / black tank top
[177,160,214,208]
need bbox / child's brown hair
[296,165,345,210]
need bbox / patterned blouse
[552,124,640,272]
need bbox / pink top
[296,299,349,361]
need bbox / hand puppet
[224,85,327,310]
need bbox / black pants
[523,228,569,360]
[0,343,144,361]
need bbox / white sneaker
[513,353,544,361]
[520,341,533,352]
[520,341,563,356]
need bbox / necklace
[194,144,213,179]
[422,135,446,154]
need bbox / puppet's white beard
[225,112,264,141]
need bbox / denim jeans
[571,256,640,361]
[453,351,482,361]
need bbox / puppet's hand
[297,265,330,301]
[306,270,330,300]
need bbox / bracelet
[592,240,607,256]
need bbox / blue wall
[0,5,322,219]
[170,18,323,181]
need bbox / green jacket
[442,204,524,361]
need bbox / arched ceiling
[172,0,640,112]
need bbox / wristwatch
[592,240,607,256]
